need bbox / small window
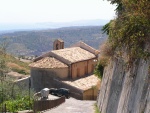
[56,43,59,50]
[77,68,80,77]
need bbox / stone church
[30,39,100,100]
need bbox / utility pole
[29,78,31,110]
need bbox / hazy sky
[0,0,116,24]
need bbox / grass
[2,54,30,75]
[94,103,100,113]
[7,62,29,75]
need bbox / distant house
[29,39,100,100]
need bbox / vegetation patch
[0,52,30,75]
[94,61,104,79]
[7,62,29,75]
[0,80,34,112]
[94,103,100,113]
[0,45,32,112]
[102,0,150,65]
[4,95,33,112]
[0,42,30,75]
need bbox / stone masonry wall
[97,45,150,113]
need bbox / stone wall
[31,67,83,99]
[97,45,150,113]
[31,67,69,91]
[15,76,31,89]
[83,88,98,100]
[54,80,83,100]
[33,96,65,112]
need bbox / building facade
[30,40,100,99]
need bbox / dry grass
[7,62,30,75]
[99,41,113,66]
[1,53,30,75]
[7,62,24,69]
[99,41,114,57]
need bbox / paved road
[44,98,96,113]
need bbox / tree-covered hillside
[0,26,107,56]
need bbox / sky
[0,0,116,24]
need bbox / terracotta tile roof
[51,47,95,63]
[62,74,100,91]
[29,57,68,69]
[72,41,100,55]
[57,39,64,42]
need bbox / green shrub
[94,61,104,79]
[12,68,28,75]
[103,0,150,64]
[94,103,100,113]
[4,96,33,112]
[0,79,34,112]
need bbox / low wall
[15,76,32,89]
[31,68,69,91]
[33,96,65,112]
[83,88,98,100]
[54,79,83,100]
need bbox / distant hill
[0,19,109,32]
[0,26,107,56]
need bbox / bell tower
[53,39,64,50]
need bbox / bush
[0,79,34,112]
[98,41,113,66]
[4,96,33,112]
[94,61,104,79]
[103,0,150,63]
[12,68,28,75]
[99,41,114,58]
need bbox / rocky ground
[44,97,96,113]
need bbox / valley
[0,26,107,56]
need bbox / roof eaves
[71,41,100,55]
[33,51,51,62]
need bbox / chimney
[53,39,64,50]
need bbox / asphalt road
[44,97,96,113]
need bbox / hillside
[0,53,30,76]
[0,26,107,56]
[0,19,109,31]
